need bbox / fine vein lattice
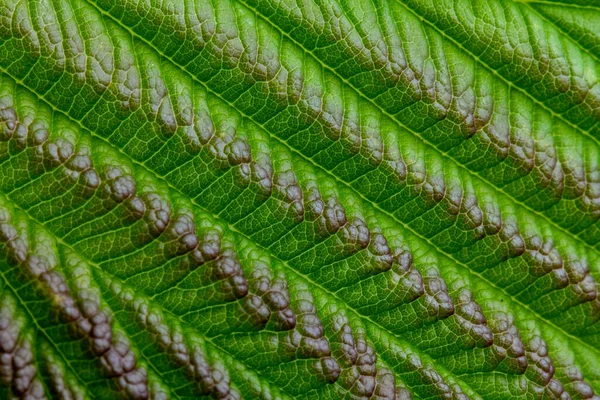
[0,0,599,399]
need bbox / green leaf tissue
[0,0,599,398]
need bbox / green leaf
[0,0,599,398]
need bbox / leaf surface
[0,0,599,399]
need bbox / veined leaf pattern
[0,0,598,398]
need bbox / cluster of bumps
[0,0,599,399]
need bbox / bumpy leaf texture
[0,0,599,398]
